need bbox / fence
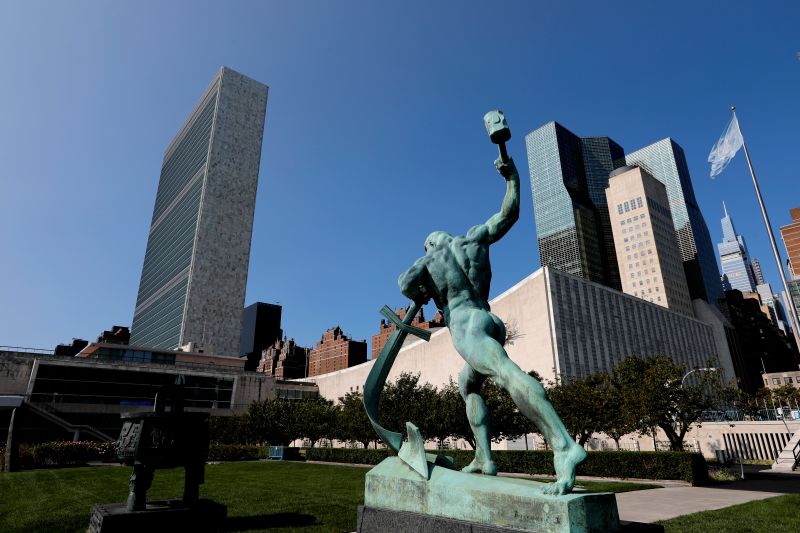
[720,431,793,462]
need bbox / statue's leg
[458,364,496,475]
[460,328,587,495]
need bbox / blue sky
[1,1,798,352]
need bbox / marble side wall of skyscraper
[130,67,269,356]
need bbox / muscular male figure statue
[398,156,587,495]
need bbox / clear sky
[1,1,798,353]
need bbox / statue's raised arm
[469,110,520,245]
[476,157,520,244]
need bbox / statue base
[89,499,227,533]
[361,457,620,533]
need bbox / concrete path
[616,481,790,523]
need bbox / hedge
[304,448,708,485]
[0,442,306,468]
[206,444,302,462]
[0,441,117,469]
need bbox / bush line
[304,448,708,485]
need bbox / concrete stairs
[25,401,114,441]
[771,428,800,471]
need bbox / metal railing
[0,346,55,355]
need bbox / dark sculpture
[116,376,210,511]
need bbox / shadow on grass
[703,472,800,494]
[223,512,318,531]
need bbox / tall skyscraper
[525,122,623,289]
[606,166,694,316]
[625,138,722,303]
[130,67,268,355]
[718,203,756,293]
[751,258,766,286]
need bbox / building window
[786,377,794,384]
[773,378,781,385]
[617,204,623,215]
[637,197,643,208]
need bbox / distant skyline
[1,1,798,353]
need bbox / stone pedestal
[89,499,227,533]
[361,457,620,533]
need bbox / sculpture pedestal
[89,499,227,533]
[360,457,620,533]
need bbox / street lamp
[681,367,717,388]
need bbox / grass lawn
[0,461,654,533]
[658,494,800,533]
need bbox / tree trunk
[659,423,684,451]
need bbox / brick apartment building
[371,306,445,359]
[257,337,310,379]
[307,327,367,377]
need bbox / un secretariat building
[130,67,268,356]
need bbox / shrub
[0,441,117,469]
[303,448,708,485]
[708,466,738,482]
[30,441,117,466]
[208,444,266,461]
[207,444,303,462]
[304,447,393,465]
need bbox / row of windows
[768,376,799,385]
[617,196,644,215]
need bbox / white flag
[708,114,744,178]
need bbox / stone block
[89,499,226,533]
[364,457,619,533]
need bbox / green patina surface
[359,111,620,531]
[365,457,619,533]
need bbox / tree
[481,378,528,443]
[426,379,468,448]
[611,355,720,451]
[547,373,608,446]
[771,384,800,409]
[208,414,249,444]
[336,391,376,449]
[294,397,337,447]
[596,379,636,450]
[379,372,439,439]
[247,397,299,446]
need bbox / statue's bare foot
[541,443,587,495]
[462,457,497,476]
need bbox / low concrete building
[299,267,736,401]
[0,348,317,443]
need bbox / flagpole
[732,107,800,351]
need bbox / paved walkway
[615,484,784,523]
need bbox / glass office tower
[130,67,268,355]
[525,122,622,289]
[718,203,756,292]
[625,138,722,303]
